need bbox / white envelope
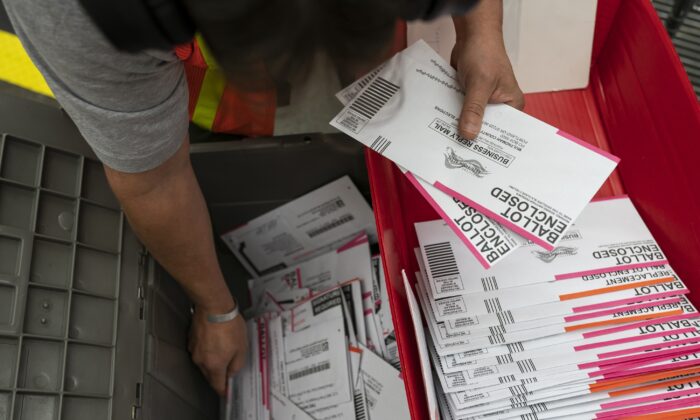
[335,66,523,269]
[221,176,375,277]
[403,270,440,420]
[331,40,618,250]
[416,197,668,301]
[285,313,353,412]
[270,390,315,420]
[403,169,524,268]
[358,343,410,420]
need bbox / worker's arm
[452,0,525,139]
[104,138,247,397]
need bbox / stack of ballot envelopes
[332,41,700,419]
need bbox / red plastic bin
[367,0,700,418]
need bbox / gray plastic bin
[0,91,370,419]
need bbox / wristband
[205,304,241,324]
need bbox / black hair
[184,0,401,90]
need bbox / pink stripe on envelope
[433,181,555,251]
[573,289,687,313]
[574,328,696,352]
[404,172,491,269]
[582,313,697,339]
[597,348,700,379]
[596,395,700,418]
[579,343,700,369]
[554,260,670,280]
[591,194,629,203]
[556,129,621,163]
[600,336,700,359]
[601,388,700,410]
[565,298,681,323]
[336,232,369,253]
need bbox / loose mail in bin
[224,178,406,419]
[221,176,376,277]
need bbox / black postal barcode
[354,390,367,420]
[370,136,392,154]
[357,66,382,90]
[289,361,331,381]
[306,214,354,238]
[350,76,400,120]
[424,242,460,279]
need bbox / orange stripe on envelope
[623,407,700,420]
[564,309,683,332]
[608,375,700,397]
[589,366,700,392]
[559,277,675,301]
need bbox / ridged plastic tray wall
[0,134,123,420]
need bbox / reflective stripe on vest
[175,35,276,137]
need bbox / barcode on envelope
[370,135,392,154]
[424,242,460,279]
[289,361,331,380]
[354,390,367,420]
[357,66,383,90]
[306,214,354,238]
[350,76,400,120]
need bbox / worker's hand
[189,305,248,396]
[451,15,525,140]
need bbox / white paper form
[432,319,700,397]
[445,374,700,420]
[412,248,690,348]
[416,197,668,302]
[439,317,700,377]
[335,64,523,269]
[290,280,367,346]
[438,296,690,346]
[502,378,700,420]
[403,270,440,420]
[444,347,700,417]
[221,176,376,277]
[284,312,353,413]
[304,343,369,420]
[246,233,385,356]
[229,318,269,420]
[403,170,524,268]
[416,273,697,356]
[270,389,315,420]
[357,343,410,420]
[372,255,400,367]
[330,40,619,251]
[431,296,697,355]
[439,264,682,332]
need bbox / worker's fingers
[506,92,525,111]
[459,75,496,140]
[205,364,228,397]
[228,351,248,377]
[491,83,526,111]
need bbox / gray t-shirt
[5,0,189,173]
[4,0,343,173]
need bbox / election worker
[4,0,524,396]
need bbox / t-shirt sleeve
[4,0,189,173]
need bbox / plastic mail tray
[0,84,372,419]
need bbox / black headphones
[78,0,479,53]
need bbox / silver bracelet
[205,305,241,324]
[190,302,241,324]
